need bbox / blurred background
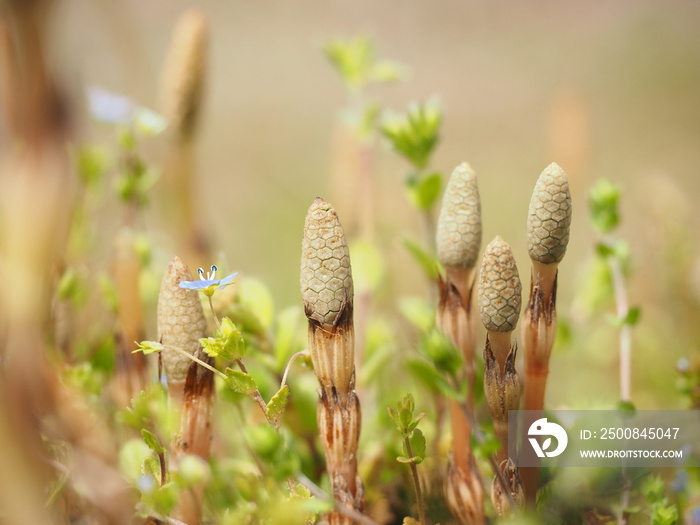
[50,0,700,408]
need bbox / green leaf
[406,172,442,211]
[387,406,403,434]
[224,369,258,397]
[134,107,167,136]
[651,501,678,525]
[119,439,152,482]
[418,329,463,377]
[397,394,415,430]
[406,357,462,401]
[146,482,179,515]
[640,474,666,503]
[134,341,164,355]
[355,103,380,139]
[616,400,637,414]
[407,413,425,434]
[200,318,247,360]
[405,428,426,464]
[273,306,304,368]
[133,233,152,267]
[595,241,616,258]
[75,145,109,187]
[349,239,385,294]
[400,236,439,280]
[57,266,86,304]
[324,36,375,91]
[369,60,405,84]
[473,428,501,460]
[589,178,621,234]
[623,306,641,326]
[398,296,435,332]
[141,429,164,454]
[238,277,275,331]
[266,385,290,430]
[141,455,160,482]
[117,126,136,151]
[382,99,442,169]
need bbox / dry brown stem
[171,358,215,525]
[491,459,525,517]
[444,454,486,525]
[484,339,520,464]
[521,267,559,503]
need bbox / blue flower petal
[179,280,203,289]
[180,279,218,290]
[217,273,239,287]
[87,86,135,125]
[179,272,238,292]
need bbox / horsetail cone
[301,198,355,401]
[527,163,572,265]
[478,237,522,333]
[437,162,482,271]
[301,198,364,520]
[301,197,354,327]
[159,9,208,140]
[157,256,207,388]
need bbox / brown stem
[487,331,513,377]
[523,367,548,412]
[158,452,166,486]
[449,400,471,474]
[456,402,517,510]
[521,265,558,503]
[297,474,378,525]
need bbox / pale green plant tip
[381,98,442,169]
[324,35,405,91]
[478,236,522,332]
[527,162,572,265]
[437,162,482,269]
[589,178,621,234]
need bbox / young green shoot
[387,394,427,525]
[589,179,642,524]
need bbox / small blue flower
[87,86,167,135]
[180,265,238,297]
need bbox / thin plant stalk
[404,435,427,525]
[521,163,572,502]
[436,163,485,524]
[607,249,633,524]
[609,257,632,403]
